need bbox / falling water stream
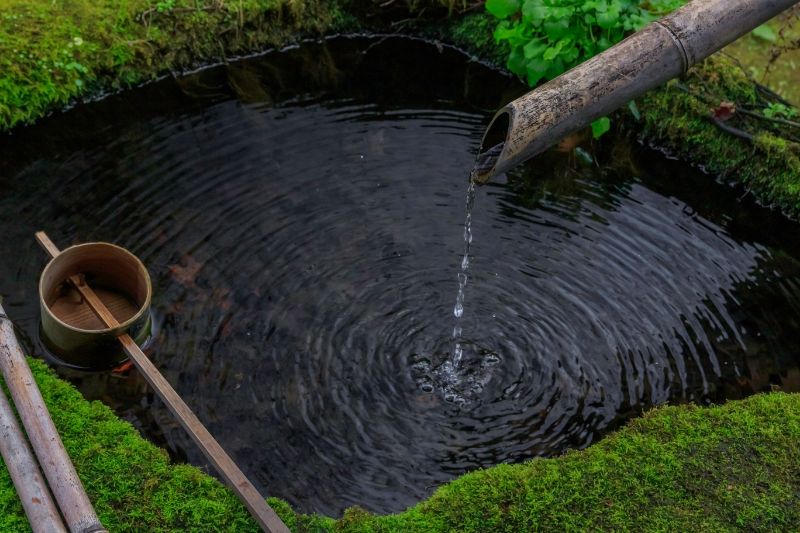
[451,145,504,371]
[451,180,476,369]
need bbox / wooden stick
[0,303,106,533]
[35,232,289,533]
[0,320,67,533]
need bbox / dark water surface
[1,36,800,516]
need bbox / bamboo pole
[0,304,106,533]
[475,0,800,182]
[0,315,66,533]
[35,232,290,533]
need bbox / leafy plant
[156,0,177,13]
[590,116,611,138]
[763,102,798,119]
[487,0,684,86]
[485,0,685,138]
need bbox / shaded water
[1,36,800,516]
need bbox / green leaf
[494,21,529,46]
[542,41,564,61]
[525,58,550,86]
[628,100,641,121]
[543,18,570,40]
[763,102,798,119]
[486,0,521,19]
[523,38,547,59]
[545,57,566,80]
[507,45,527,77]
[559,43,580,63]
[752,24,778,43]
[597,7,620,30]
[591,117,611,139]
[521,0,548,25]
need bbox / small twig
[674,81,800,140]
[389,17,412,28]
[737,108,800,129]
[461,1,486,13]
[754,84,794,107]
[708,116,754,142]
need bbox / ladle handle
[35,232,290,533]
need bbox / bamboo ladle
[35,232,289,533]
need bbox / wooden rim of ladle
[38,241,152,335]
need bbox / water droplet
[454,343,463,364]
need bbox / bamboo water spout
[474,0,800,182]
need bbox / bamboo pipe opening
[473,108,511,184]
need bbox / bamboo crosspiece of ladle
[35,231,289,533]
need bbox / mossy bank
[1,1,800,531]
[1,1,799,215]
[8,359,800,531]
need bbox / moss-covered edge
[0,0,353,130]
[324,392,800,532]
[9,359,799,532]
[0,358,252,531]
[2,2,798,216]
[635,54,800,218]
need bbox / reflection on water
[0,36,799,516]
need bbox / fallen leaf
[712,101,736,121]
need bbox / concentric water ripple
[1,36,799,516]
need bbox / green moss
[0,358,257,531]
[308,393,799,532]
[0,0,344,130]
[636,54,800,218]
